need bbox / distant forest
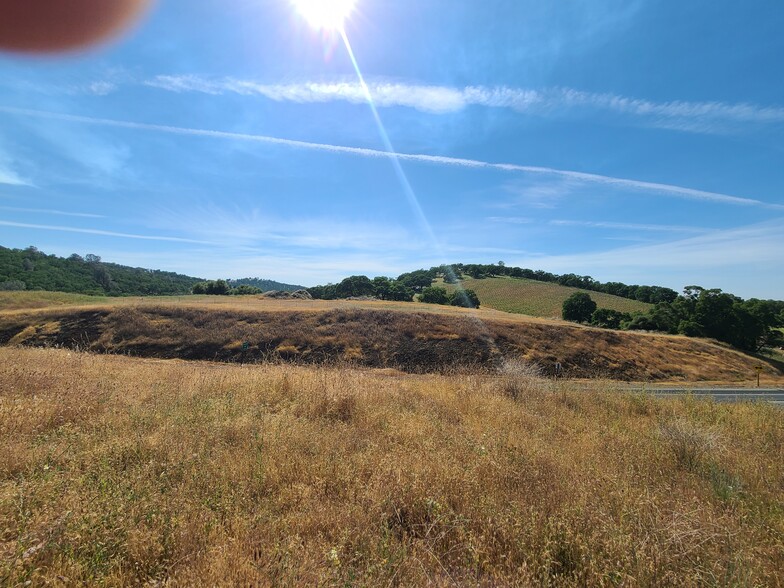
[307,262,680,305]
[0,246,300,297]
[228,278,304,292]
[444,263,783,351]
[308,262,784,352]
[3,247,782,352]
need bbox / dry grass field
[1,296,779,383]
[0,291,518,316]
[1,347,782,586]
[0,291,109,311]
[440,277,652,319]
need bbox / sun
[291,0,357,31]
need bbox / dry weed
[498,357,546,401]
[659,418,720,471]
[0,347,782,586]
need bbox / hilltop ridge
[0,246,301,296]
[1,293,779,383]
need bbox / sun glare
[291,0,357,31]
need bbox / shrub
[624,314,658,331]
[230,285,262,296]
[419,286,449,305]
[192,280,231,295]
[336,275,375,298]
[449,288,480,308]
[678,320,703,337]
[371,277,413,301]
[590,308,629,329]
[0,280,26,291]
[562,292,596,323]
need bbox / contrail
[0,220,215,244]
[0,206,105,219]
[1,104,779,209]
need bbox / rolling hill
[1,292,778,383]
[0,246,202,296]
[0,246,302,296]
[440,276,653,318]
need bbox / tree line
[309,275,414,301]
[307,261,679,310]
[0,246,202,296]
[4,247,779,352]
[227,278,304,292]
[307,271,480,308]
[191,280,264,296]
[561,289,784,352]
[0,246,304,297]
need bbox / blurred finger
[0,0,151,53]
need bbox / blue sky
[0,0,782,297]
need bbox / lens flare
[291,0,357,30]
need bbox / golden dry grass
[0,291,109,311]
[1,347,782,586]
[1,302,779,383]
[0,290,549,319]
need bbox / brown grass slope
[1,347,782,586]
[0,300,777,382]
[441,276,652,318]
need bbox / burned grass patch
[0,303,778,381]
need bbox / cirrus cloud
[145,75,784,133]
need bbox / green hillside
[0,246,302,297]
[441,276,652,319]
[0,246,203,296]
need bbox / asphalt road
[627,388,784,405]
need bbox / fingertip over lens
[0,0,152,53]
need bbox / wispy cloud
[0,151,33,187]
[510,218,784,297]
[441,244,532,256]
[1,105,780,210]
[1,76,120,97]
[78,81,118,96]
[145,75,784,132]
[0,167,30,186]
[486,217,711,234]
[0,206,105,218]
[0,220,214,244]
[497,179,578,209]
[95,247,435,286]
[151,204,421,252]
[32,121,131,179]
[551,88,784,128]
[549,220,711,233]
[486,216,533,225]
[146,76,469,114]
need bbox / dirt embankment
[0,305,777,381]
